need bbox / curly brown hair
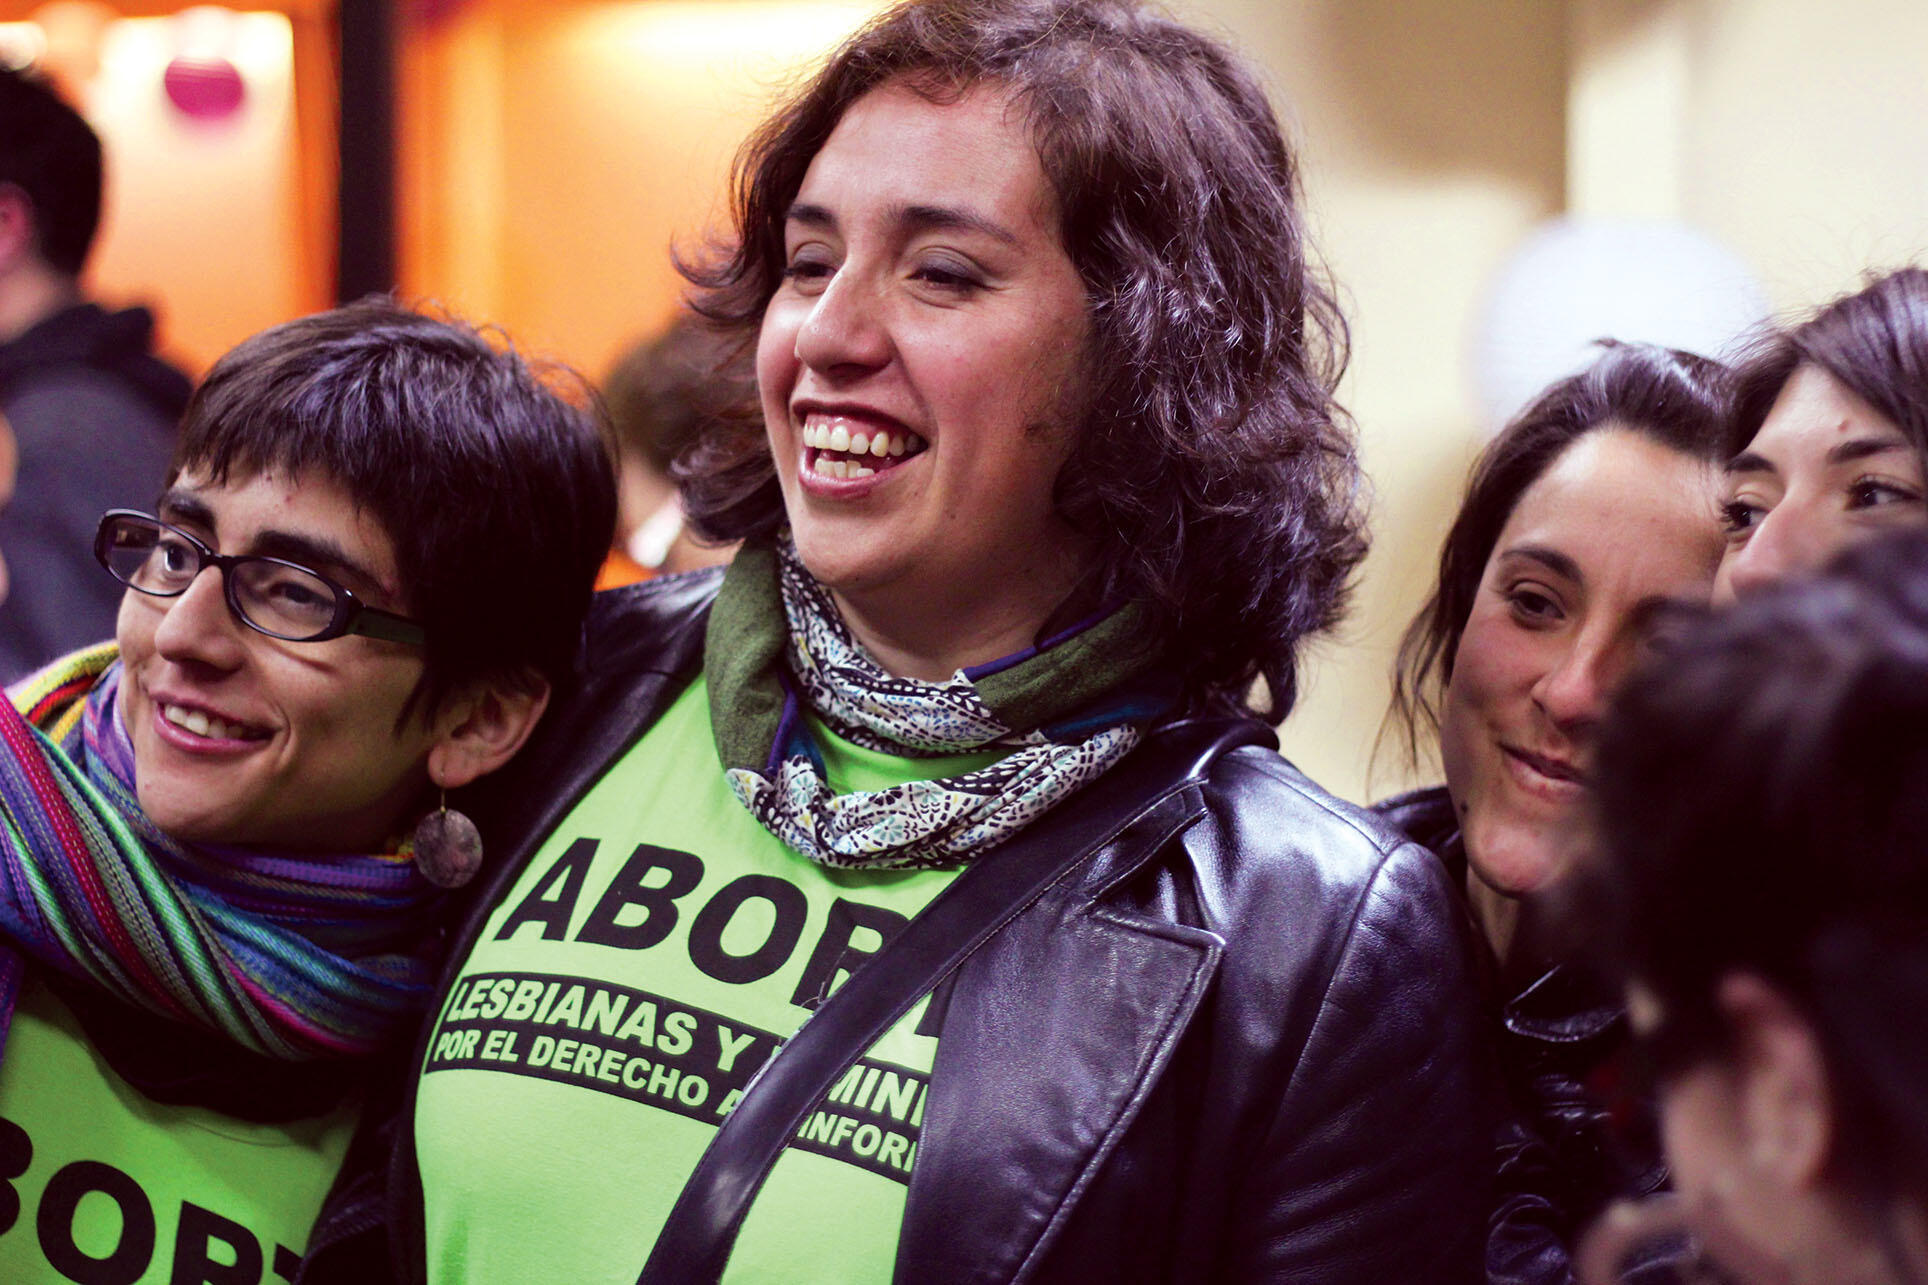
[678,0,1365,718]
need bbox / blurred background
[2,0,1924,804]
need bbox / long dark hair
[1727,266,1928,461]
[1581,528,1928,1211]
[679,0,1363,718]
[1385,342,1731,768]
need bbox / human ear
[423,672,552,790]
[0,185,35,271]
[1717,971,1833,1192]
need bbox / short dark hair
[0,67,102,277]
[174,298,617,718]
[1726,266,1928,461]
[680,0,1363,718]
[1581,528,1928,1199]
[1386,342,1731,767]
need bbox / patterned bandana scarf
[0,644,439,1063]
[707,541,1175,870]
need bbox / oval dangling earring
[412,788,483,889]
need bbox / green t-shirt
[0,973,358,1284]
[416,677,994,1284]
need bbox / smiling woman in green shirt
[311,2,1494,1281]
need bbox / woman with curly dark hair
[1379,342,1731,1282]
[304,2,1494,1280]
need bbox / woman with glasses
[1573,528,1928,1285]
[0,298,614,1281]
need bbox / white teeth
[163,703,251,740]
[800,417,927,474]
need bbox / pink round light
[162,54,244,122]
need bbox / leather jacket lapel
[895,790,1224,1284]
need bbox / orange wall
[3,4,330,376]
[87,11,313,372]
[399,0,880,385]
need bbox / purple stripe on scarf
[961,605,1119,681]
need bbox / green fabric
[416,679,974,1285]
[970,601,1156,732]
[0,973,357,1283]
[705,543,789,774]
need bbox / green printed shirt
[0,973,358,1284]
[415,677,990,1284]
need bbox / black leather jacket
[301,574,1497,1284]
[1375,787,1671,1285]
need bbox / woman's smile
[755,78,1093,678]
[1440,429,1723,905]
[117,466,445,851]
[148,692,272,748]
[1498,742,1587,800]
[795,410,928,486]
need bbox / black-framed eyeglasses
[94,510,427,646]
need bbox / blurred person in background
[1574,528,1928,1285]
[1717,265,1928,602]
[596,313,738,587]
[1379,342,1731,1282]
[0,66,190,680]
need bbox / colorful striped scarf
[0,644,439,1062]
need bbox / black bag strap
[637,717,1265,1284]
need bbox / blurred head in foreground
[1577,527,1928,1284]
